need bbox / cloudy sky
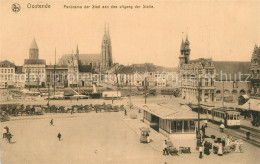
[0,0,259,67]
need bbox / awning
[239,94,250,99]
[238,99,260,112]
[137,103,207,120]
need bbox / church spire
[180,38,185,51]
[76,44,79,54]
[107,23,110,35]
[104,23,107,35]
[185,34,189,45]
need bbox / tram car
[208,107,240,127]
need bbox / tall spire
[104,23,107,35]
[180,38,184,51]
[107,23,110,35]
[76,44,79,54]
[185,34,189,44]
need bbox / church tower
[183,35,190,63]
[179,35,190,68]
[101,24,113,70]
[29,38,39,60]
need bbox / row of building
[1,28,260,104]
[179,35,260,103]
[0,25,178,89]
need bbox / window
[176,121,182,132]
[11,69,13,73]
[190,121,195,132]
[234,115,237,120]
[211,78,214,86]
[171,121,177,133]
[205,78,209,86]
[229,115,233,120]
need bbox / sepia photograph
[0,0,260,163]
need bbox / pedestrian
[146,132,150,143]
[57,133,62,141]
[220,123,225,133]
[50,119,53,126]
[201,125,205,138]
[217,142,223,156]
[6,132,13,143]
[226,135,231,147]
[3,127,7,138]
[124,109,127,116]
[222,138,226,147]
[5,126,9,133]
[204,141,210,155]
[204,119,208,127]
[199,144,203,159]
[163,140,168,155]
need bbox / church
[59,24,113,72]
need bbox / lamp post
[47,83,50,107]
[144,77,148,104]
[197,81,202,145]
[246,102,251,119]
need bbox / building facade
[24,39,46,88]
[45,65,68,88]
[179,35,251,103]
[0,60,15,88]
[179,36,216,103]
[250,45,260,97]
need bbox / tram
[208,107,240,127]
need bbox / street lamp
[246,102,251,119]
[197,81,202,146]
[47,83,50,107]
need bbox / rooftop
[24,59,46,65]
[0,60,15,67]
[213,61,251,81]
[30,38,38,49]
[137,103,207,120]
[239,98,260,112]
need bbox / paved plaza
[1,98,259,164]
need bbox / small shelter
[138,103,207,151]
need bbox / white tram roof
[137,103,207,120]
[212,107,239,114]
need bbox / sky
[0,0,259,67]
